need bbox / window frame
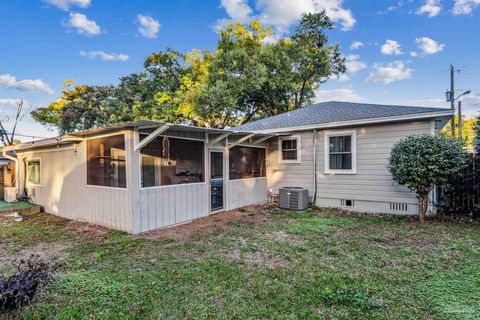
[324,130,357,174]
[278,135,301,164]
[138,134,207,190]
[26,158,42,187]
[85,131,129,190]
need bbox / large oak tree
[32,12,345,133]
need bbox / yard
[1,206,480,319]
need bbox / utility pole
[450,65,455,137]
[458,100,462,141]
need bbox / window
[229,146,266,180]
[87,134,127,188]
[27,159,41,185]
[279,136,301,163]
[325,131,356,174]
[140,135,204,187]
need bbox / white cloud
[453,0,480,15]
[0,99,28,107]
[213,0,254,31]
[80,50,129,61]
[416,0,442,17]
[366,61,413,84]
[376,1,406,14]
[415,37,445,54]
[0,74,54,94]
[350,41,363,50]
[314,88,363,103]
[381,39,402,55]
[334,74,350,83]
[44,0,91,11]
[65,12,102,35]
[221,0,253,22]
[330,55,366,83]
[409,51,418,57]
[257,0,356,32]
[137,14,160,39]
[345,54,367,73]
[215,0,356,34]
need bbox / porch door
[210,151,224,212]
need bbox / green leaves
[388,134,466,195]
[32,12,346,132]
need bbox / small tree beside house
[388,135,466,222]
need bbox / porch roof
[4,121,274,152]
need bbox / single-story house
[4,101,454,233]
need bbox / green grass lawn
[1,207,480,319]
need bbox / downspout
[312,129,317,206]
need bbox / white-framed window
[324,130,356,174]
[278,136,301,163]
[27,158,41,186]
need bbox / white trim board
[278,135,301,164]
[324,129,357,175]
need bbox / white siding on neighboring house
[267,120,433,215]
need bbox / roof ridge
[233,101,451,131]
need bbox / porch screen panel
[140,136,205,187]
[229,146,266,180]
[87,134,127,188]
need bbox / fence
[438,153,480,217]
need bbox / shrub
[388,135,466,222]
[0,256,60,311]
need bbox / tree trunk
[418,192,429,223]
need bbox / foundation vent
[341,199,354,207]
[390,202,408,212]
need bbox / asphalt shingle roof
[233,101,449,132]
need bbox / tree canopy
[388,135,466,222]
[32,12,345,134]
[440,115,478,149]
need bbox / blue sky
[1,0,479,141]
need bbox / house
[4,101,454,234]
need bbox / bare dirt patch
[65,221,110,240]
[139,204,274,240]
[0,242,71,273]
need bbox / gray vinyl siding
[267,120,433,214]
[266,131,315,196]
[17,130,135,233]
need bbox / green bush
[388,135,465,222]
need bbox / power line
[3,132,52,140]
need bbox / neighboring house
[4,101,453,234]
